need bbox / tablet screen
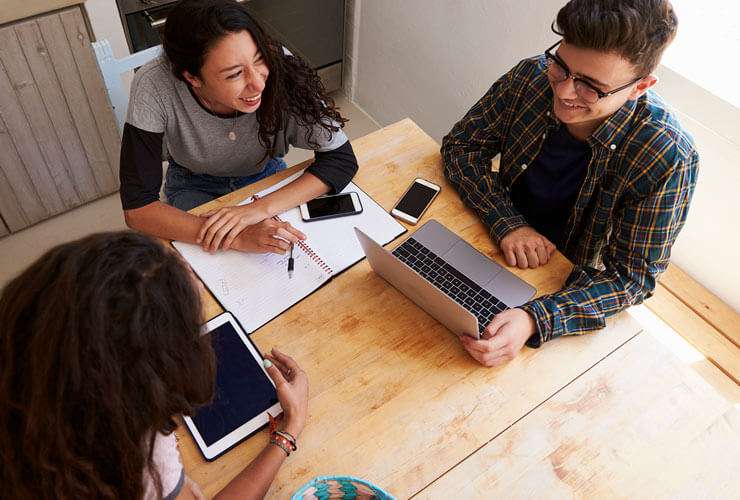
[191,322,278,446]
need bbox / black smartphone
[299,192,364,222]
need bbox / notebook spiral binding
[294,239,333,275]
[252,194,334,275]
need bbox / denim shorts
[164,157,287,211]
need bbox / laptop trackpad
[412,219,459,255]
[487,269,537,307]
[443,240,502,289]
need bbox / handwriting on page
[172,242,329,333]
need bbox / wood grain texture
[0,24,65,215]
[175,119,642,498]
[9,19,82,209]
[15,18,99,203]
[0,5,119,235]
[0,113,40,231]
[0,0,84,25]
[660,265,740,347]
[417,330,740,499]
[647,284,739,385]
[59,8,120,187]
[0,214,9,237]
[36,10,117,196]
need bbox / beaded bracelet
[269,437,291,456]
[274,430,297,451]
[267,411,299,457]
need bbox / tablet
[183,312,281,461]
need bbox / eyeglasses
[544,41,644,104]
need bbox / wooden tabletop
[418,327,740,499]
[177,119,739,498]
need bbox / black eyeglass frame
[544,40,645,103]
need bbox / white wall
[355,0,563,142]
[352,0,740,311]
[655,65,740,312]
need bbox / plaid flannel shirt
[441,56,699,346]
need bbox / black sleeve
[119,123,165,210]
[305,140,359,194]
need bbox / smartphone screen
[306,193,356,218]
[395,182,438,218]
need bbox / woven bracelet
[274,430,297,450]
[270,437,291,456]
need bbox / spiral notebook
[172,173,406,333]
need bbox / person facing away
[0,231,309,499]
[120,0,358,256]
[442,0,698,366]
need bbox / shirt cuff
[520,299,554,346]
[485,212,528,244]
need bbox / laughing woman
[121,0,358,254]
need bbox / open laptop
[354,219,535,338]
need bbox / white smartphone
[299,192,363,222]
[391,178,441,225]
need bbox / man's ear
[182,70,202,88]
[630,75,658,100]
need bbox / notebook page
[243,176,406,274]
[172,241,329,333]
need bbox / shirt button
[610,144,617,150]
[546,111,551,116]
[542,133,547,139]
[521,163,528,170]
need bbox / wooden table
[178,119,740,498]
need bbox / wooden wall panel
[59,8,120,188]
[0,5,121,236]
[0,116,36,232]
[36,12,118,196]
[0,23,82,210]
[0,25,65,216]
[15,19,100,203]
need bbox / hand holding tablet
[263,348,309,438]
[183,313,309,461]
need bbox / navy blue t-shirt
[510,124,591,248]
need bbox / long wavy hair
[163,0,348,155]
[0,232,215,499]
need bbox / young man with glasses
[442,0,698,366]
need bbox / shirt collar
[534,54,636,151]
[588,98,638,151]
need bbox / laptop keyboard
[392,237,507,335]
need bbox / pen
[287,243,294,279]
[252,193,298,278]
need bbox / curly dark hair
[0,232,215,499]
[554,0,678,76]
[163,0,348,156]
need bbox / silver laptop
[354,219,535,339]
